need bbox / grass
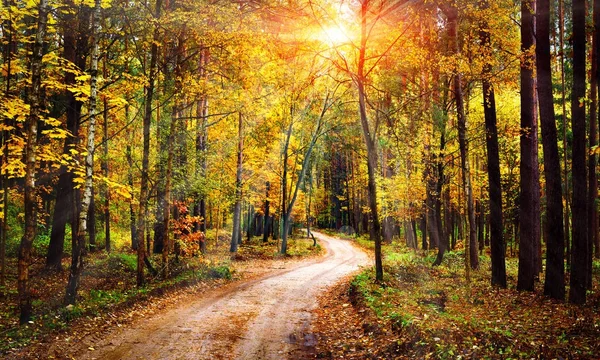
[340,237,600,359]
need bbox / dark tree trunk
[517,0,538,292]
[537,0,565,300]
[588,0,599,277]
[46,5,85,271]
[263,181,270,242]
[137,0,162,286]
[230,113,244,253]
[88,186,96,251]
[19,0,48,323]
[570,0,588,304]
[479,5,507,285]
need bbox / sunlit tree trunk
[570,0,588,305]
[445,4,477,274]
[137,0,163,286]
[102,55,110,252]
[558,0,571,267]
[537,0,565,300]
[65,0,101,305]
[357,0,383,281]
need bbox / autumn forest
[1,0,600,358]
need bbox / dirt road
[74,232,370,360]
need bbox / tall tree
[357,0,383,281]
[65,0,102,305]
[230,112,244,253]
[590,0,599,264]
[18,0,48,324]
[480,0,506,288]
[137,0,163,286]
[569,0,588,304]
[517,0,538,292]
[444,3,478,272]
[537,0,565,300]
[46,4,87,271]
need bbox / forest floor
[0,231,324,359]
[1,231,367,359]
[311,235,600,359]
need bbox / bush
[107,253,137,273]
[208,265,232,279]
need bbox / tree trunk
[445,4,477,274]
[558,0,571,268]
[480,0,507,287]
[125,103,137,250]
[537,0,565,300]
[517,0,538,292]
[230,113,244,253]
[588,0,599,275]
[19,0,48,324]
[102,56,110,252]
[46,5,85,271]
[263,181,270,242]
[357,0,383,281]
[65,0,101,305]
[137,0,162,286]
[570,0,588,305]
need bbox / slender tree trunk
[263,181,270,242]
[445,4,477,274]
[19,0,48,324]
[537,0,565,300]
[230,113,244,253]
[558,0,571,268]
[102,55,110,252]
[517,0,538,292]
[137,0,162,286]
[357,0,383,281]
[594,0,600,261]
[570,0,588,305]
[65,0,101,305]
[589,0,599,270]
[480,0,507,287]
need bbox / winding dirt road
[75,231,369,360]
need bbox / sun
[321,25,349,45]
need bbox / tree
[569,0,588,304]
[480,0,506,288]
[18,0,48,324]
[65,0,102,305]
[137,0,163,286]
[356,0,383,281]
[443,3,478,273]
[517,0,538,292]
[536,0,565,300]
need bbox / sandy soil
[67,232,370,360]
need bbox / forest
[1,0,600,358]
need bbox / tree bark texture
[537,0,565,300]
[570,0,588,304]
[517,0,538,292]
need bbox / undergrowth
[343,236,600,359]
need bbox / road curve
[76,231,370,360]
